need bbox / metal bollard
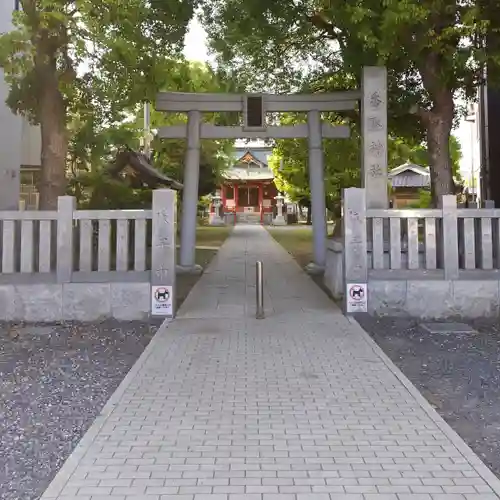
[256,261,264,319]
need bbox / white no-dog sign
[151,285,173,316]
[346,283,367,313]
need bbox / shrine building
[218,147,279,224]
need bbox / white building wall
[21,117,42,167]
[466,102,481,200]
[457,99,481,200]
[0,0,41,209]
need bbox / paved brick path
[42,226,500,500]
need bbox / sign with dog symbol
[346,283,367,313]
[151,285,173,316]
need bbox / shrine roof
[224,146,275,181]
[222,168,275,181]
[232,147,273,166]
[389,163,430,188]
[108,149,183,190]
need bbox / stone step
[236,213,262,224]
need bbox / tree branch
[307,12,338,41]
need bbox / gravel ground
[0,319,162,500]
[356,314,500,478]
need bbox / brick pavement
[41,225,500,500]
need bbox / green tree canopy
[0,0,197,208]
[202,0,500,205]
[389,135,462,178]
[67,62,238,208]
[269,112,463,218]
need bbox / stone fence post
[57,196,76,283]
[441,195,459,280]
[151,189,177,317]
[342,188,368,313]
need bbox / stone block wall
[324,241,500,317]
[0,283,151,322]
[368,280,500,318]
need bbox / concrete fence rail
[325,188,500,318]
[366,203,500,276]
[0,209,58,276]
[0,189,177,322]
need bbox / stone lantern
[273,194,286,226]
[209,192,225,226]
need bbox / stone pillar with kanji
[361,66,388,209]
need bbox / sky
[182,18,476,181]
[183,17,210,64]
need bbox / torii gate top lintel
[155,90,362,113]
[155,89,360,140]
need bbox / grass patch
[176,225,232,306]
[191,226,233,249]
[267,225,336,297]
[267,227,315,268]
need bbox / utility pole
[143,102,153,159]
[465,105,477,204]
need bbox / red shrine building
[218,147,279,224]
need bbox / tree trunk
[36,41,68,210]
[426,111,455,207]
[418,54,455,207]
[332,217,342,238]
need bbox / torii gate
[156,66,388,274]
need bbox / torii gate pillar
[178,110,203,273]
[306,110,327,273]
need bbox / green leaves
[68,61,235,205]
[267,109,360,214]
[201,0,494,200]
[0,0,197,121]
[266,109,462,213]
[0,0,233,206]
[202,0,498,123]
[388,135,462,177]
